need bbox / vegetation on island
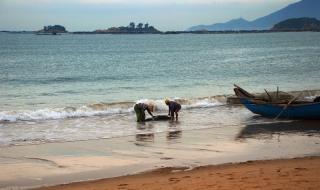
[94,22,162,34]
[37,25,67,34]
[272,18,320,31]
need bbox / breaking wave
[0,96,225,123]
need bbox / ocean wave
[0,107,132,122]
[0,96,225,123]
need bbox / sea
[0,32,320,147]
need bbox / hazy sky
[0,0,299,31]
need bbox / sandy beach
[34,156,320,190]
[1,118,319,190]
[1,1,320,189]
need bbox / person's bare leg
[171,112,174,120]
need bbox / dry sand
[34,156,320,190]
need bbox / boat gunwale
[242,98,320,107]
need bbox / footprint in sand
[168,177,180,183]
[294,167,307,170]
[160,157,174,160]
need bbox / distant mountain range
[188,0,320,31]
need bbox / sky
[0,0,299,31]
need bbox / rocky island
[92,22,162,34]
[37,25,67,34]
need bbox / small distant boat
[234,84,320,119]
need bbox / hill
[272,17,320,31]
[188,0,320,31]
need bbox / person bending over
[165,99,181,120]
[134,103,154,122]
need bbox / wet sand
[0,114,320,189]
[34,156,320,190]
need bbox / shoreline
[32,156,320,190]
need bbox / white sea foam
[0,97,224,123]
[304,96,317,101]
[0,107,132,122]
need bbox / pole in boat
[264,89,272,102]
[274,92,303,120]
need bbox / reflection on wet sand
[167,121,182,142]
[135,122,155,143]
[237,120,320,140]
[135,133,155,142]
[134,121,183,143]
[136,122,154,130]
[167,130,182,141]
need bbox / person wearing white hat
[165,99,181,121]
[134,103,155,122]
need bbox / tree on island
[137,23,143,32]
[129,22,135,29]
[137,23,143,29]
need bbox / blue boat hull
[240,98,320,119]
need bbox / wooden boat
[234,85,320,119]
[240,98,320,119]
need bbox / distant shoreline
[1,30,320,35]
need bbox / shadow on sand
[237,120,320,140]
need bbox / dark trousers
[134,104,145,122]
